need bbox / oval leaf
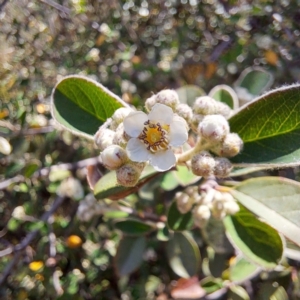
[231,177,300,247]
[176,85,206,106]
[229,84,300,167]
[115,236,146,276]
[229,256,261,283]
[234,67,273,99]
[224,204,284,269]
[167,232,201,278]
[209,84,239,110]
[167,200,194,231]
[115,219,154,236]
[51,75,127,139]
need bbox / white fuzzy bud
[100,145,128,170]
[193,204,211,228]
[214,157,232,178]
[116,163,142,187]
[145,94,157,112]
[94,128,115,151]
[212,133,243,157]
[57,177,84,200]
[198,115,229,143]
[190,114,205,132]
[176,103,193,124]
[176,192,194,214]
[223,200,240,215]
[110,107,133,129]
[155,89,180,111]
[193,96,217,115]
[113,123,130,148]
[191,151,216,177]
[215,101,232,119]
[77,194,103,222]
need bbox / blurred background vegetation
[1,0,300,299]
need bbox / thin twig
[0,196,66,286]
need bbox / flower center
[138,121,170,153]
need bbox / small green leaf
[229,84,300,167]
[94,166,158,200]
[228,285,250,300]
[115,236,146,277]
[200,276,223,294]
[51,75,127,139]
[209,84,239,110]
[176,85,206,106]
[235,67,273,97]
[224,205,284,269]
[167,200,193,231]
[257,284,288,300]
[161,172,179,191]
[229,256,260,283]
[167,232,201,278]
[174,165,200,186]
[231,177,300,247]
[115,219,154,236]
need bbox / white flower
[123,103,188,171]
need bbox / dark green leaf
[200,277,223,294]
[167,200,193,231]
[229,84,300,166]
[167,232,201,278]
[115,236,146,276]
[224,205,284,269]
[51,75,127,138]
[115,219,154,236]
[231,177,300,247]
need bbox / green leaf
[231,177,300,247]
[229,84,300,167]
[173,165,200,186]
[235,67,273,97]
[224,205,284,269]
[209,84,238,110]
[200,276,223,294]
[161,172,179,191]
[228,285,250,300]
[115,236,146,276]
[115,219,154,236]
[176,85,206,107]
[51,75,127,139]
[94,166,158,200]
[229,256,260,283]
[202,219,234,254]
[167,200,193,231]
[167,232,201,278]
[257,284,288,300]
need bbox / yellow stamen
[139,121,170,153]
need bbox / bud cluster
[175,185,239,228]
[191,96,232,132]
[191,151,233,178]
[145,89,192,124]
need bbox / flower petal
[124,111,148,138]
[169,116,188,147]
[126,138,149,162]
[148,103,173,125]
[149,149,176,171]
